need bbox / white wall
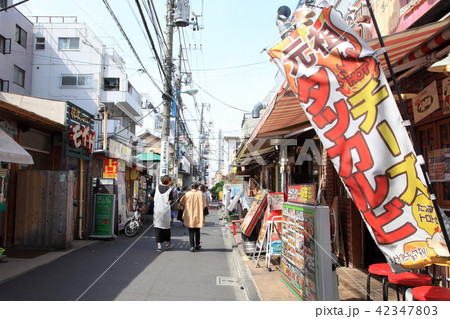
[30,21,104,115]
[0,1,33,95]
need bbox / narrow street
[0,206,257,301]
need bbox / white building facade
[29,16,144,155]
[0,0,33,95]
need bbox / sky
[16,0,306,171]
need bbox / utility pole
[198,103,205,183]
[160,0,191,180]
[160,0,175,179]
[218,129,223,173]
[173,45,183,186]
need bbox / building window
[61,74,93,88]
[58,37,79,50]
[104,77,120,91]
[0,0,7,9]
[0,79,9,92]
[0,35,11,54]
[35,37,45,50]
[15,25,27,49]
[13,65,25,87]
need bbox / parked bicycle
[124,197,144,237]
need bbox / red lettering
[323,99,350,140]
[327,132,373,178]
[297,68,332,128]
[363,198,416,244]
[345,172,389,211]
[283,37,317,70]
[307,20,346,56]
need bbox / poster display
[92,194,116,238]
[257,193,285,247]
[428,148,450,182]
[280,203,337,301]
[280,203,317,300]
[268,192,285,210]
[241,189,268,237]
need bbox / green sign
[92,194,115,237]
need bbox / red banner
[269,5,449,270]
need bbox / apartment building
[0,0,33,95]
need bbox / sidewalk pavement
[0,208,390,301]
[229,225,387,301]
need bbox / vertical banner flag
[269,4,450,270]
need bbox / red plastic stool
[412,286,450,301]
[384,272,432,301]
[366,263,393,300]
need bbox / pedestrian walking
[170,183,178,223]
[152,175,174,252]
[200,184,212,216]
[180,182,206,252]
[177,186,189,224]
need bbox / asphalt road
[0,209,256,301]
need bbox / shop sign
[269,5,449,269]
[287,185,316,204]
[103,159,118,178]
[412,81,439,123]
[126,167,140,181]
[65,102,94,160]
[68,124,95,154]
[108,139,132,162]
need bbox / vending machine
[280,184,339,301]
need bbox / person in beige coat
[180,182,206,252]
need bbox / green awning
[137,152,160,162]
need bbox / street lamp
[171,89,198,117]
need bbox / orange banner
[269,5,449,270]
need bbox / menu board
[241,189,268,237]
[287,184,316,204]
[268,192,285,210]
[428,148,450,182]
[280,203,317,301]
[257,193,284,247]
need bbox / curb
[221,219,262,301]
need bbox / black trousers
[188,228,200,248]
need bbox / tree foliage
[210,180,224,199]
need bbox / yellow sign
[103,159,118,178]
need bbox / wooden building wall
[14,170,74,250]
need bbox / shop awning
[0,128,34,165]
[235,138,276,166]
[367,19,450,72]
[248,85,311,143]
[137,152,160,162]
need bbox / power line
[192,80,249,112]
[102,0,164,95]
